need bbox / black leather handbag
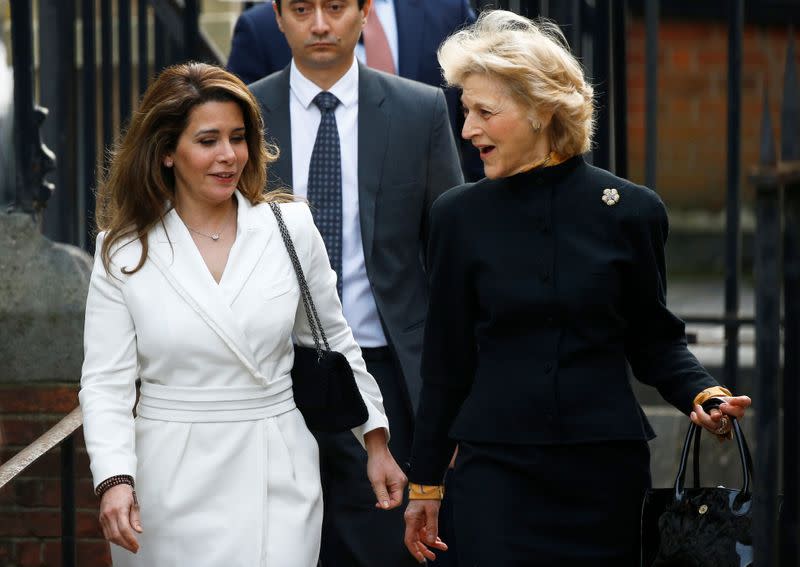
[269,202,369,433]
[640,411,755,567]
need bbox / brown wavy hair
[96,61,290,275]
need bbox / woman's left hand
[690,395,752,438]
[364,428,407,510]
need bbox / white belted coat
[79,196,389,567]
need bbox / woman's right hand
[99,484,142,553]
[403,500,448,563]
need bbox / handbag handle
[673,415,753,504]
[687,398,755,490]
[269,202,330,358]
[688,413,755,489]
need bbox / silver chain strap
[269,202,330,357]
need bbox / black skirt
[448,440,651,567]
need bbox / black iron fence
[750,34,800,564]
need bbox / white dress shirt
[355,0,399,72]
[289,58,388,347]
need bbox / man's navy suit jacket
[227,0,482,179]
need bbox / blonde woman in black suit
[403,10,752,566]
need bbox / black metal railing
[752,94,781,566]
[782,33,800,562]
[749,34,800,566]
[723,0,745,393]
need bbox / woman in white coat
[80,62,406,566]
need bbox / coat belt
[136,379,296,423]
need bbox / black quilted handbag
[640,411,755,567]
[269,203,369,433]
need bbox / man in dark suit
[248,1,464,565]
[229,0,482,181]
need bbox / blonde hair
[96,62,290,275]
[438,10,594,156]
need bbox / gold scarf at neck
[526,151,567,172]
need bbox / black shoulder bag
[269,202,369,432]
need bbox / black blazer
[249,64,464,414]
[408,156,719,484]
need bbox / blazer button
[544,362,553,373]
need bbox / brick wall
[626,19,798,209]
[0,385,111,567]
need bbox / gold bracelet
[694,386,735,439]
[408,482,445,500]
[693,386,733,408]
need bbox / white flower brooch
[602,188,620,206]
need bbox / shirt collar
[289,57,360,110]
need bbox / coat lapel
[259,67,294,192]
[357,64,389,263]
[148,200,266,382]
[218,194,273,306]
[395,0,423,81]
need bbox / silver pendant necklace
[181,210,233,242]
